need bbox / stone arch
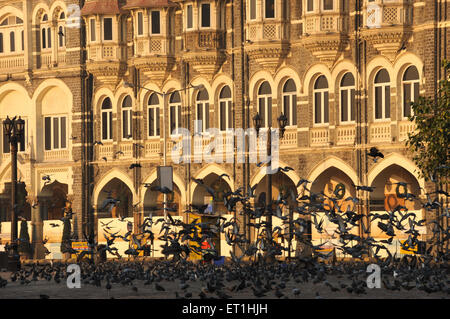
[302,63,333,95]
[367,152,425,191]
[307,156,359,191]
[93,87,116,114]
[189,76,213,107]
[394,52,424,86]
[274,65,302,96]
[366,55,395,89]
[138,81,164,113]
[49,1,67,21]
[141,169,187,207]
[331,59,359,89]
[190,164,234,202]
[92,168,136,208]
[248,70,275,106]
[32,3,50,25]
[250,160,302,194]
[0,6,24,22]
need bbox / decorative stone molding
[245,43,290,74]
[361,27,412,62]
[133,56,176,84]
[86,61,127,86]
[182,51,226,79]
[302,35,348,67]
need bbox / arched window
[402,66,419,118]
[196,89,209,133]
[41,27,46,49]
[258,81,272,127]
[0,33,3,53]
[101,98,113,141]
[340,73,355,123]
[219,86,232,131]
[58,26,64,47]
[314,75,329,124]
[282,79,297,126]
[169,92,181,135]
[9,31,14,52]
[148,93,160,137]
[374,69,390,120]
[122,96,132,139]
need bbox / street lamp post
[253,112,287,262]
[3,116,25,271]
[123,82,204,222]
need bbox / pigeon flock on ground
[1,148,448,298]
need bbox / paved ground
[0,269,448,299]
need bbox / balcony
[245,20,289,73]
[145,138,161,158]
[310,128,330,147]
[280,128,298,149]
[302,11,349,67]
[0,53,25,71]
[370,122,391,143]
[133,36,175,83]
[44,149,70,162]
[361,0,413,61]
[86,43,127,85]
[182,30,226,77]
[97,143,114,161]
[336,125,356,146]
[118,142,133,159]
[398,121,416,142]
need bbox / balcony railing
[88,44,125,61]
[398,121,416,142]
[119,142,133,159]
[247,21,288,42]
[0,53,25,70]
[135,36,172,56]
[280,128,298,149]
[185,30,225,51]
[336,125,356,145]
[310,127,329,147]
[44,149,69,161]
[97,144,114,160]
[370,122,391,143]
[40,51,52,67]
[145,138,161,157]
[304,14,347,34]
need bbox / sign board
[72,242,89,251]
[157,166,173,192]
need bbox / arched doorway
[191,173,232,215]
[39,181,68,221]
[96,178,133,219]
[370,164,424,256]
[252,171,298,257]
[309,167,357,256]
[143,182,182,216]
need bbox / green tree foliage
[407,60,450,182]
[18,220,31,256]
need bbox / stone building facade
[0,0,448,258]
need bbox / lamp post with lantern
[253,112,287,261]
[2,115,25,271]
